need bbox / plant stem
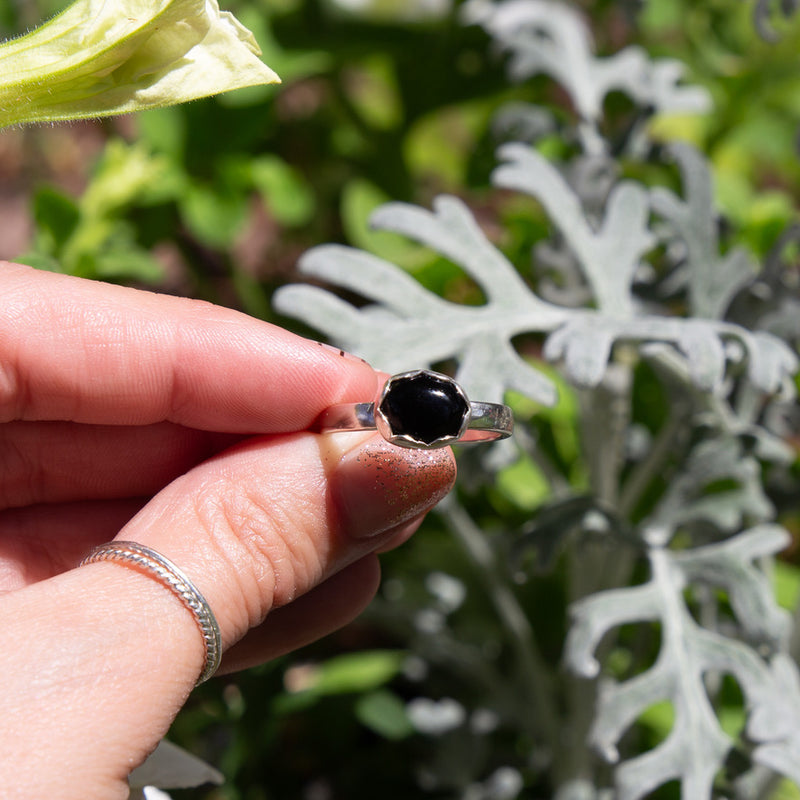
[437,496,561,745]
[618,403,688,520]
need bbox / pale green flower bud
[0,0,280,129]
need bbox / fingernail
[330,436,456,539]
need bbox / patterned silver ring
[315,369,513,450]
[80,541,222,685]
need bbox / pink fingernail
[332,438,456,539]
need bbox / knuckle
[190,474,324,623]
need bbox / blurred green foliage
[7,0,800,299]
[2,0,800,798]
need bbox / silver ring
[80,541,222,685]
[315,369,513,449]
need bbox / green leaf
[136,106,188,160]
[310,650,406,695]
[32,187,80,252]
[340,178,428,268]
[496,455,550,511]
[249,155,315,227]
[272,651,406,716]
[637,700,675,743]
[83,140,178,215]
[404,102,490,189]
[15,251,65,273]
[770,779,800,800]
[93,247,165,283]
[0,0,280,129]
[230,4,330,87]
[343,55,403,132]
[355,689,415,741]
[774,561,800,611]
[180,181,249,248]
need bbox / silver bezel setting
[375,369,471,449]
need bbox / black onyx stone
[379,372,469,445]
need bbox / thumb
[0,431,455,800]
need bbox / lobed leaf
[750,654,800,785]
[544,313,798,394]
[650,144,756,320]
[566,526,794,800]
[274,198,564,405]
[673,525,792,649]
[493,144,654,317]
[462,0,711,123]
[644,439,776,535]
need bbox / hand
[0,263,455,799]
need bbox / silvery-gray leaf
[543,316,615,387]
[644,439,774,534]
[675,319,727,391]
[426,571,467,614]
[369,196,545,308]
[128,789,171,800]
[275,198,564,404]
[749,654,800,741]
[753,740,800,788]
[760,298,800,342]
[650,143,756,320]
[463,0,710,122]
[728,224,800,339]
[752,0,800,41]
[563,155,618,213]
[565,581,662,679]
[749,654,800,784]
[566,529,791,800]
[542,311,797,395]
[751,418,796,463]
[128,739,223,790]
[298,244,445,315]
[533,240,593,307]
[593,655,731,800]
[462,0,602,119]
[544,316,728,390]
[631,55,712,116]
[493,144,654,316]
[406,696,467,735]
[746,329,799,396]
[491,101,557,144]
[553,779,609,800]
[759,222,800,297]
[673,525,792,648]
[479,765,525,800]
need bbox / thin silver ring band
[80,541,222,685]
[316,400,513,443]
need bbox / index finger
[0,263,377,431]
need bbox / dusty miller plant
[275,1,800,798]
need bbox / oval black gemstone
[379,371,469,445]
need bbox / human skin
[0,263,456,799]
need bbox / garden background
[2,1,800,798]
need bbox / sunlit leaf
[0,0,279,128]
